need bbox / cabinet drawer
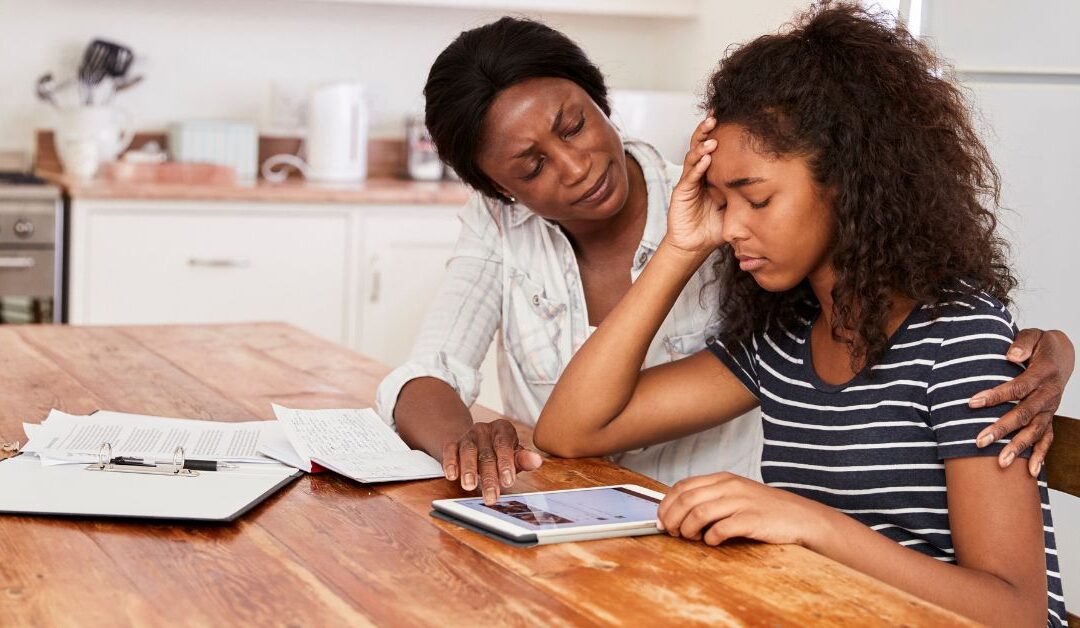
[81,210,349,342]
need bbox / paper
[23,410,273,464]
[315,450,444,483]
[265,405,443,483]
[256,422,312,472]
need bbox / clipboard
[0,448,302,522]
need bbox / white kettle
[263,83,369,183]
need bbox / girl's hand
[663,117,725,259]
[656,472,832,548]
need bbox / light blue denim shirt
[376,139,762,485]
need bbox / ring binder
[86,442,199,477]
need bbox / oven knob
[13,220,33,238]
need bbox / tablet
[432,484,665,546]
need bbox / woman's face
[475,77,629,222]
[705,123,834,292]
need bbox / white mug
[55,106,133,178]
[56,136,101,180]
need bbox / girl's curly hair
[706,2,1017,369]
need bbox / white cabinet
[355,206,503,411]
[69,200,353,344]
[355,206,459,366]
[68,198,502,410]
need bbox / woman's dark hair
[707,2,1017,369]
[424,17,610,203]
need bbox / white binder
[0,454,301,522]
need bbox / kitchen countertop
[36,170,472,205]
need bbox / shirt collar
[505,138,672,243]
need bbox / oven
[0,173,63,324]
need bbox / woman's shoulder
[622,138,684,187]
[460,189,533,238]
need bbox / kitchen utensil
[35,73,58,108]
[78,39,134,105]
[261,82,369,184]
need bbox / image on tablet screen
[458,487,660,530]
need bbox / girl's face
[704,123,834,292]
[474,77,630,222]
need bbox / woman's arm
[535,118,758,458]
[658,459,1048,626]
[375,197,541,504]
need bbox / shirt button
[638,251,649,266]
[532,294,540,306]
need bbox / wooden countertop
[37,171,472,205]
[0,323,972,626]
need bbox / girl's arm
[816,457,1048,625]
[534,118,759,458]
[658,460,1048,626]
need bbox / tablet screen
[455,486,660,531]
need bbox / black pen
[110,457,238,471]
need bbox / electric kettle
[262,83,368,183]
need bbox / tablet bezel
[432,484,665,542]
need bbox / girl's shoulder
[905,287,1018,353]
[923,286,1016,329]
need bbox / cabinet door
[358,207,502,411]
[75,204,350,343]
[358,207,458,364]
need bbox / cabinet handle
[369,255,380,304]
[0,256,35,269]
[187,257,251,268]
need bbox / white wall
[0,0,823,153]
[0,0,686,151]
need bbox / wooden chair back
[1047,415,1080,498]
[1044,415,1079,628]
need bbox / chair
[1046,415,1080,628]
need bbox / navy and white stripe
[708,291,1066,626]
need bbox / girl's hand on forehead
[661,116,726,261]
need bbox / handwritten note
[267,405,443,483]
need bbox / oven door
[0,249,57,323]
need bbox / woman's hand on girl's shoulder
[656,472,834,548]
[663,117,726,260]
[971,327,1075,476]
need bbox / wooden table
[0,323,970,626]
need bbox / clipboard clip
[85,442,200,477]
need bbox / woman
[376,17,1071,505]
[534,5,1066,625]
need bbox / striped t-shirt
[707,290,1066,627]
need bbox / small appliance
[262,83,369,184]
